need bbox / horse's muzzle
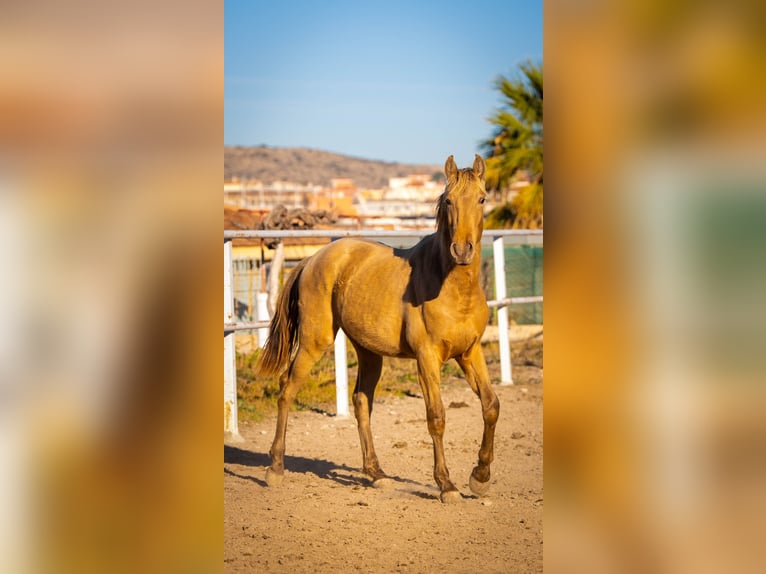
[450,241,475,265]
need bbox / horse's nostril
[450,241,474,263]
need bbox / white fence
[224,229,543,440]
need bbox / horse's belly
[337,294,409,357]
[334,265,411,357]
[344,325,410,357]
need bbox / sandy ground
[224,356,542,573]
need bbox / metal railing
[224,228,542,440]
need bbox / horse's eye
[479,197,486,204]
[445,198,452,206]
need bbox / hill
[224,146,443,189]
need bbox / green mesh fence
[481,245,543,325]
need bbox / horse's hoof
[469,474,491,496]
[440,489,463,504]
[372,477,393,489]
[265,468,284,487]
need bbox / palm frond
[484,60,543,227]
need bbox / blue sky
[225,0,542,166]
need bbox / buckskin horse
[255,154,499,503]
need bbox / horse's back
[303,237,406,287]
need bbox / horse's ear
[444,155,458,180]
[473,154,485,181]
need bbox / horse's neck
[443,258,482,295]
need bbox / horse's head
[436,154,487,265]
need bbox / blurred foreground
[546,1,766,572]
[1,2,221,573]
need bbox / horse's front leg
[456,344,500,496]
[417,351,461,503]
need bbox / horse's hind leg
[456,344,499,496]
[350,346,390,487]
[266,341,327,486]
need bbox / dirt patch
[224,339,542,573]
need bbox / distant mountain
[224,146,443,189]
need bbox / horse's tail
[254,258,309,378]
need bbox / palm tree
[482,60,543,229]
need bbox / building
[224,171,450,225]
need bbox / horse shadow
[224,445,365,487]
[224,445,425,491]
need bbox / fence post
[334,329,349,417]
[493,236,513,384]
[224,239,242,441]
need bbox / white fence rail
[224,229,542,440]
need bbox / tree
[482,60,543,229]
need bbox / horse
[255,154,499,503]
